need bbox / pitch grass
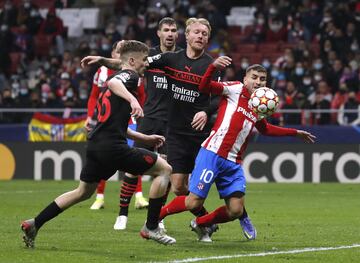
[0,181,359,263]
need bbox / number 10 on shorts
[200,169,214,184]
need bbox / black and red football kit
[147,49,219,173]
[80,69,158,183]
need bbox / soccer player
[114,17,181,230]
[87,40,149,211]
[158,56,316,242]
[80,18,256,242]
[21,40,176,248]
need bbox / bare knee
[171,173,188,196]
[148,158,172,178]
[185,194,204,211]
[76,187,93,201]
[228,204,244,219]
[171,184,188,196]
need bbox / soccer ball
[249,87,279,117]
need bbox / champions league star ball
[249,87,279,117]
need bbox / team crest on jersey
[116,72,131,83]
[143,155,154,164]
[197,182,204,190]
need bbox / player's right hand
[130,100,144,119]
[213,56,232,70]
[81,56,101,68]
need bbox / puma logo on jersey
[184,65,192,72]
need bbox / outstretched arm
[81,56,122,70]
[198,56,232,95]
[255,119,316,143]
[127,128,165,148]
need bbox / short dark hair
[112,40,119,51]
[246,64,267,74]
[158,17,177,30]
[119,40,149,56]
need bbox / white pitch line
[152,244,360,263]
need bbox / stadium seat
[258,43,280,53]
[236,43,257,53]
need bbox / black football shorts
[166,133,205,174]
[80,144,158,183]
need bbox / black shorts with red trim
[166,132,206,174]
[80,144,158,183]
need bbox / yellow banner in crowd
[28,113,87,142]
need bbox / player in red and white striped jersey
[87,41,148,211]
[159,56,316,241]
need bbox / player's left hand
[145,134,165,148]
[191,111,208,131]
[213,56,232,70]
[296,130,316,143]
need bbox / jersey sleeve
[113,70,139,92]
[198,64,225,95]
[87,69,102,118]
[87,82,100,118]
[147,52,170,70]
[255,118,297,136]
[136,78,146,107]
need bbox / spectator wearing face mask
[27,6,43,35]
[337,91,360,126]
[298,73,315,97]
[57,72,75,99]
[265,16,287,42]
[235,57,250,80]
[289,61,307,87]
[251,12,267,43]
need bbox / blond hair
[185,18,211,37]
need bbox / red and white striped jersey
[93,66,114,88]
[202,81,260,163]
[199,64,297,164]
[88,66,115,118]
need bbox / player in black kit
[21,40,176,248]
[114,17,181,231]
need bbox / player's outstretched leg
[140,223,176,245]
[239,208,256,240]
[21,219,38,248]
[21,181,98,248]
[139,155,176,244]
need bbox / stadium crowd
[0,0,359,125]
